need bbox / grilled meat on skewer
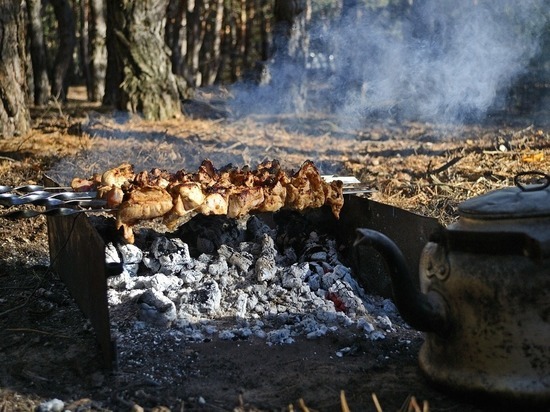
[77,159,344,243]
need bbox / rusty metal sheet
[45,191,115,368]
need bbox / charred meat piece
[257,180,286,212]
[324,180,344,218]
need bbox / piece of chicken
[285,160,326,211]
[227,186,265,218]
[324,180,344,218]
[71,174,101,192]
[116,186,173,243]
[257,180,287,212]
[163,182,205,230]
[198,190,229,215]
[101,163,134,187]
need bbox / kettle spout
[355,228,449,334]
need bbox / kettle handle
[355,228,450,334]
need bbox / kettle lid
[459,172,550,219]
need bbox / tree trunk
[104,0,186,120]
[243,0,255,67]
[49,0,76,101]
[259,1,271,61]
[272,0,310,113]
[224,1,239,82]
[0,0,31,138]
[201,0,224,85]
[341,0,359,21]
[187,0,205,87]
[165,0,188,78]
[89,0,107,102]
[78,0,93,100]
[26,0,51,105]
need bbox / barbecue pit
[45,189,437,369]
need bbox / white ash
[106,214,406,346]
[36,399,64,412]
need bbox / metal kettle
[354,172,550,405]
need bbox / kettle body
[418,229,550,403]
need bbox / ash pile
[101,211,405,347]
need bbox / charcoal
[150,273,183,292]
[208,257,228,277]
[246,293,258,310]
[255,255,277,282]
[107,271,135,290]
[266,327,294,345]
[147,237,193,275]
[306,323,329,339]
[377,315,394,331]
[142,255,161,273]
[188,215,246,253]
[107,289,121,306]
[310,251,327,261]
[118,243,143,276]
[357,317,376,333]
[138,290,177,328]
[307,273,321,291]
[105,243,120,265]
[246,215,275,241]
[382,299,398,315]
[235,293,248,319]
[180,280,221,316]
[218,330,236,340]
[275,247,297,266]
[180,268,204,284]
[281,262,308,289]
[103,213,402,345]
[36,399,64,412]
[226,250,253,274]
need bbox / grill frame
[44,186,438,369]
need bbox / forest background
[0,0,549,140]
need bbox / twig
[0,156,16,162]
[340,390,351,412]
[298,398,310,412]
[0,290,37,318]
[372,393,383,412]
[426,156,463,175]
[408,396,421,412]
[5,328,72,339]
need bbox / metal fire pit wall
[46,212,115,368]
[45,192,439,369]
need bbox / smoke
[229,0,549,125]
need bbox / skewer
[0,184,73,194]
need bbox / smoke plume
[230,0,549,125]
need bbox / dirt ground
[0,89,549,411]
